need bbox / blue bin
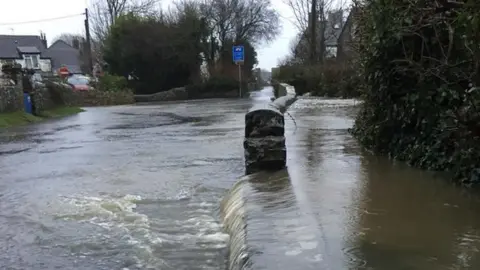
[23,93,32,114]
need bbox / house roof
[296,20,343,46]
[0,35,47,58]
[324,23,343,46]
[17,46,40,54]
[294,10,345,58]
[44,40,82,73]
[338,6,362,41]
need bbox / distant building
[0,34,52,73]
[271,67,280,79]
[44,39,83,74]
[293,9,344,62]
[337,7,362,63]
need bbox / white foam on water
[220,178,250,270]
[192,160,214,166]
[293,98,362,109]
[55,194,162,268]
[55,193,230,269]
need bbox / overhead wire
[0,13,85,26]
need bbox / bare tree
[200,0,280,47]
[196,0,280,74]
[90,0,160,41]
[284,0,344,32]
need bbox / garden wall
[0,85,23,113]
[134,86,240,102]
[44,81,135,107]
[134,87,188,102]
[1,81,135,115]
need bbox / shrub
[273,61,362,97]
[271,80,281,97]
[95,74,130,92]
[186,75,239,98]
[351,1,480,185]
[44,81,73,106]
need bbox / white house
[0,34,52,73]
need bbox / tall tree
[199,0,280,71]
[103,12,205,94]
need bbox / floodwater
[1,87,480,269]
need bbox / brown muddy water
[1,87,480,269]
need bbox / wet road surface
[2,87,480,269]
[0,95,262,269]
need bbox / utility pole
[318,0,325,64]
[84,8,93,75]
[310,0,317,64]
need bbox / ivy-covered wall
[351,1,480,185]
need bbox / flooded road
[0,96,260,269]
[1,87,480,269]
[243,97,480,270]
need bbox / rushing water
[1,88,480,269]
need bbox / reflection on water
[248,170,296,210]
[245,169,327,270]
[249,87,275,102]
[353,156,480,269]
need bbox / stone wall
[1,79,134,116]
[45,81,135,107]
[134,87,188,102]
[31,86,55,114]
[272,81,295,98]
[0,85,23,113]
[70,90,135,106]
[194,90,241,99]
[134,86,242,103]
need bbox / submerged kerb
[220,178,250,270]
[220,88,298,269]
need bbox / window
[352,23,358,39]
[24,55,40,69]
[67,75,90,86]
[326,46,337,58]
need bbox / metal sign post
[238,63,242,98]
[232,45,245,98]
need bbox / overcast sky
[0,0,297,71]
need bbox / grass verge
[0,106,84,128]
[37,106,84,118]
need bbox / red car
[67,75,92,91]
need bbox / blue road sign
[232,45,244,62]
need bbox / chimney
[328,10,344,29]
[40,32,47,48]
[72,38,80,49]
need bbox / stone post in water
[244,84,296,175]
